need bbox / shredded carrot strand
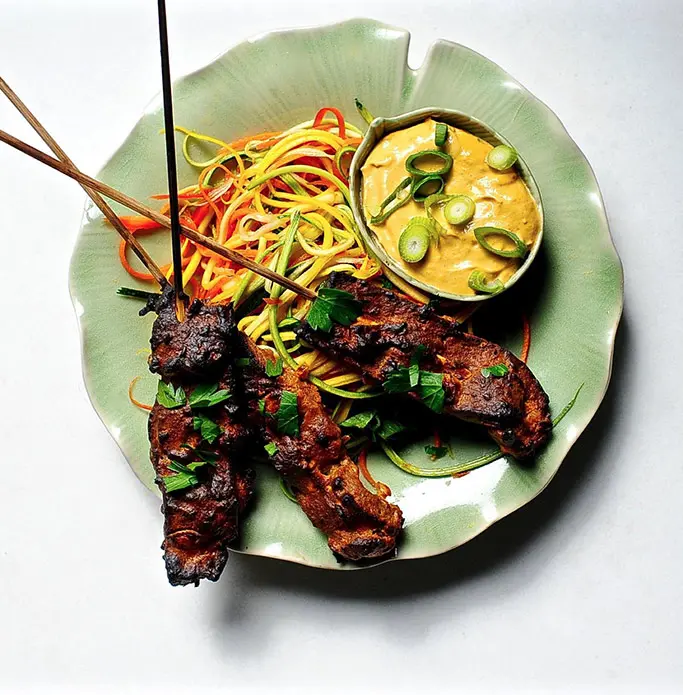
[520,314,531,363]
[128,376,153,411]
[358,448,391,499]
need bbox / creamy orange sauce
[361,119,541,296]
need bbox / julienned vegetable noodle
[117,106,564,490]
[118,107,389,408]
[361,119,541,296]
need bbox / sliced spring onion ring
[398,221,432,263]
[474,227,528,259]
[423,193,450,236]
[468,270,504,295]
[369,176,411,225]
[444,195,476,225]
[485,144,518,171]
[405,149,453,177]
[434,122,448,147]
[410,174,445,202]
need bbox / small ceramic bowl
[349,107,545,302]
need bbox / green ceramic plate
[69,19,623,570]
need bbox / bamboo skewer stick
[0,126,318,302]
[156,0,187,309]
[0,77,168,288]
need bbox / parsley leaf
[340,410,377,430]
[383,368,412,393]
[236,357,251,367]
[265,356,284,378]
[481,363,509,378]
[424,444,448,460]
[275,390,299,437]
[162,457,216,493]
[306,288,362,333]
[264,442,278,456]
[258,398,266,415]
[156,381,186,409]
[409,346,425,387]
[375,419,405,440]
[340,410,406,442]
[381,348,445,413]
[192,414,222,444]
[418,371,445,413]
[188,383,231,409]
[379,277,394,289]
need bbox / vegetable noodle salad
[119,107,386,419]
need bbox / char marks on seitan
[295,273,551,459]
[144,288,253,586]
[237,334,403,561]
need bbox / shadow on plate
[225,307,630,603]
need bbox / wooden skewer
[0,126,318,302]
[0,77,168,288]
[156,0,187,311]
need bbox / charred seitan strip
[143,288,253,585]
[237,334,403,561]
[295,273,551,459]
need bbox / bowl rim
[349,106,545,302]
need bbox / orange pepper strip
[357,448,391,499]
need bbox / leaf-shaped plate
[69,19,623,569]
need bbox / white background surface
[1,1,682,693]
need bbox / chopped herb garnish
[275,390,299,437]
[381,348,445,413]
[375,419,405,440]
[258,398,266,415]
[264,442,278,456]
[162,456,216,493]
[156,381,186,409]
[424,445,449,460]
[265,356,284,378]
[117,286,159,300]
[481,364,509,378]
[418,371,445,413]
[236,357,251,367]
[188,383,231,408]
[306,287,362,333]
[379,277,394,290]
[192,414,222,444]
[383,367,412,393]
[409,346,425,387]
[340,410,376,430]
[340,410,406,442]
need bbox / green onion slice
[485,144,518,171]
[369,176,411,225]
[405,149,453,177]
[444,195,476,225]
[423,193,450,237]
[434,123,448,147]
[398,220,432,263]
[410,174,444,202]
[468,270,504,295]
[474,227,528,259]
